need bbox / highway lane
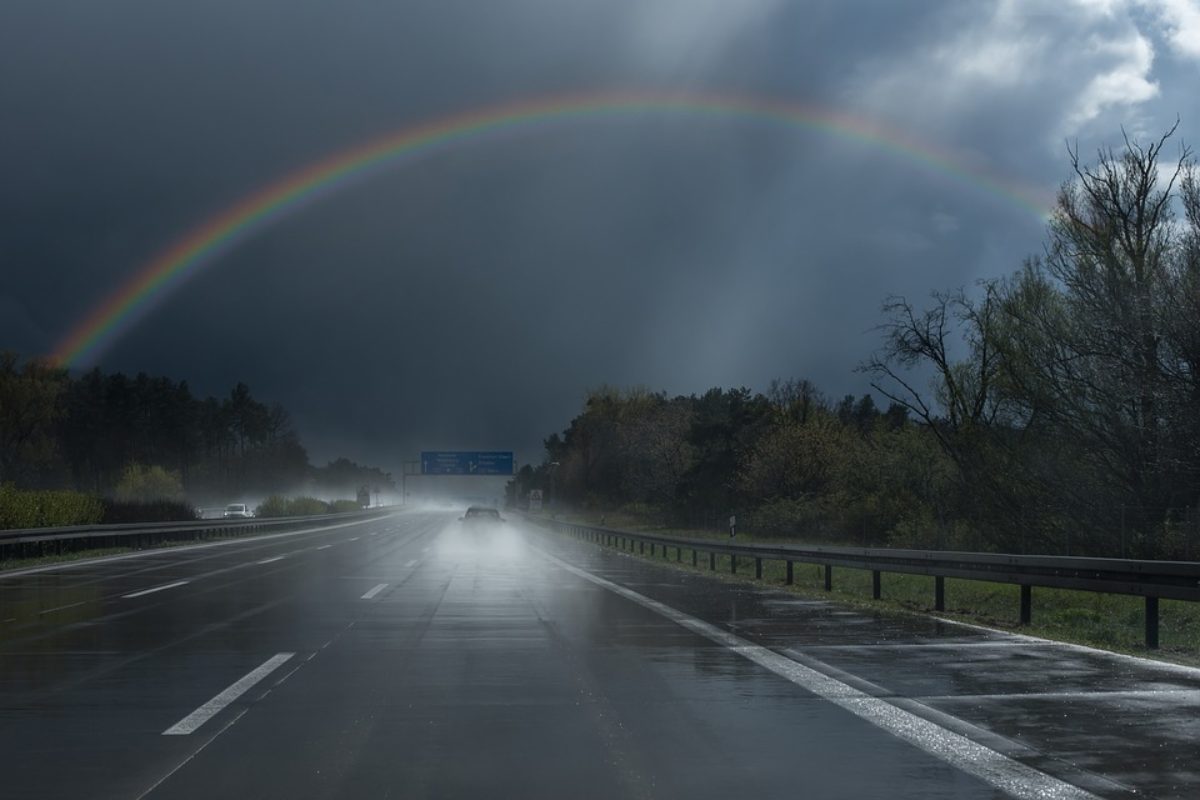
[0,512,1195,798]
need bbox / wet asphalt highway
[1,511,1197,799]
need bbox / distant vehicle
[459,505,504,528]
[223,503,253,519]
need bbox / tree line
[521,126,1200,558]
[0,357,394,503]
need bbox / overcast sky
[2,0,1198,473]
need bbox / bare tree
[859,288,1006,468]
[996,125,1198,511]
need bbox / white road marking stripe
[539,550,1102,800]
[0,515,398,581]
[368,531,378,536]
[122,580,189,599]
[137,710,247,800]
[922,688,1200,703]
[349,537,360,541]
[404,559,418,568]
[40,600,91,615]
[316,545,333,550]
[932,614,1200,678]
[162,653,294,735]
[361,583,388,600]
[256,556,284,565]
[804,641,1031,652]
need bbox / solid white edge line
[162,653,294,735]
[919,688,1200,703]
[536,548,1102,800]
[0,515,400,581]
[930,613,1200,679]
[361,582,388,600]
[121,580,190,599]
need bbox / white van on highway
[223,503,253,519]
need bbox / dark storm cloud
[2,0,1197,472]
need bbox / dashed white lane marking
[538,549,1102,800]
[40,600,92,615]
[421,547,429,553]
[162,653,294,735]
[361,583,389,600]
[368,531,378,536]
[349,537,360,542]
[256,556,285,565]
[316,545,333,550]
[137,710,247,800]
[122,580,190,599]
[404,559,418,568]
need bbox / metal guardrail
[538,518,1200,649]
[0,508,395,562]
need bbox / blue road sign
[420,451,514,476]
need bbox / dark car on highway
[459,506,504,529]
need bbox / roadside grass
[552,511,1200,668]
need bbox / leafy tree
[114,463,185,503]
[993,126,1199,519]
[0,352,68,484]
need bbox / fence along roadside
[531,516,1200,649]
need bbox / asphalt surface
[1,511,1196,799]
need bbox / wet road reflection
[0,513,1192,798]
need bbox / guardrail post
[872,570,881,600]
[709,552,716,571]
[650,543,655,556]
[692,549,697,567]
[755,557,762,579]
[640,541,645,555]
[1020,585,1032,625]
[824,564,832,591]
[935,576,945,611]
[786,560,794,585]
[731,554,737,574]
[1146,596,1159,649]
[676,546,682,563]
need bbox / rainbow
[52,91,1052,367]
